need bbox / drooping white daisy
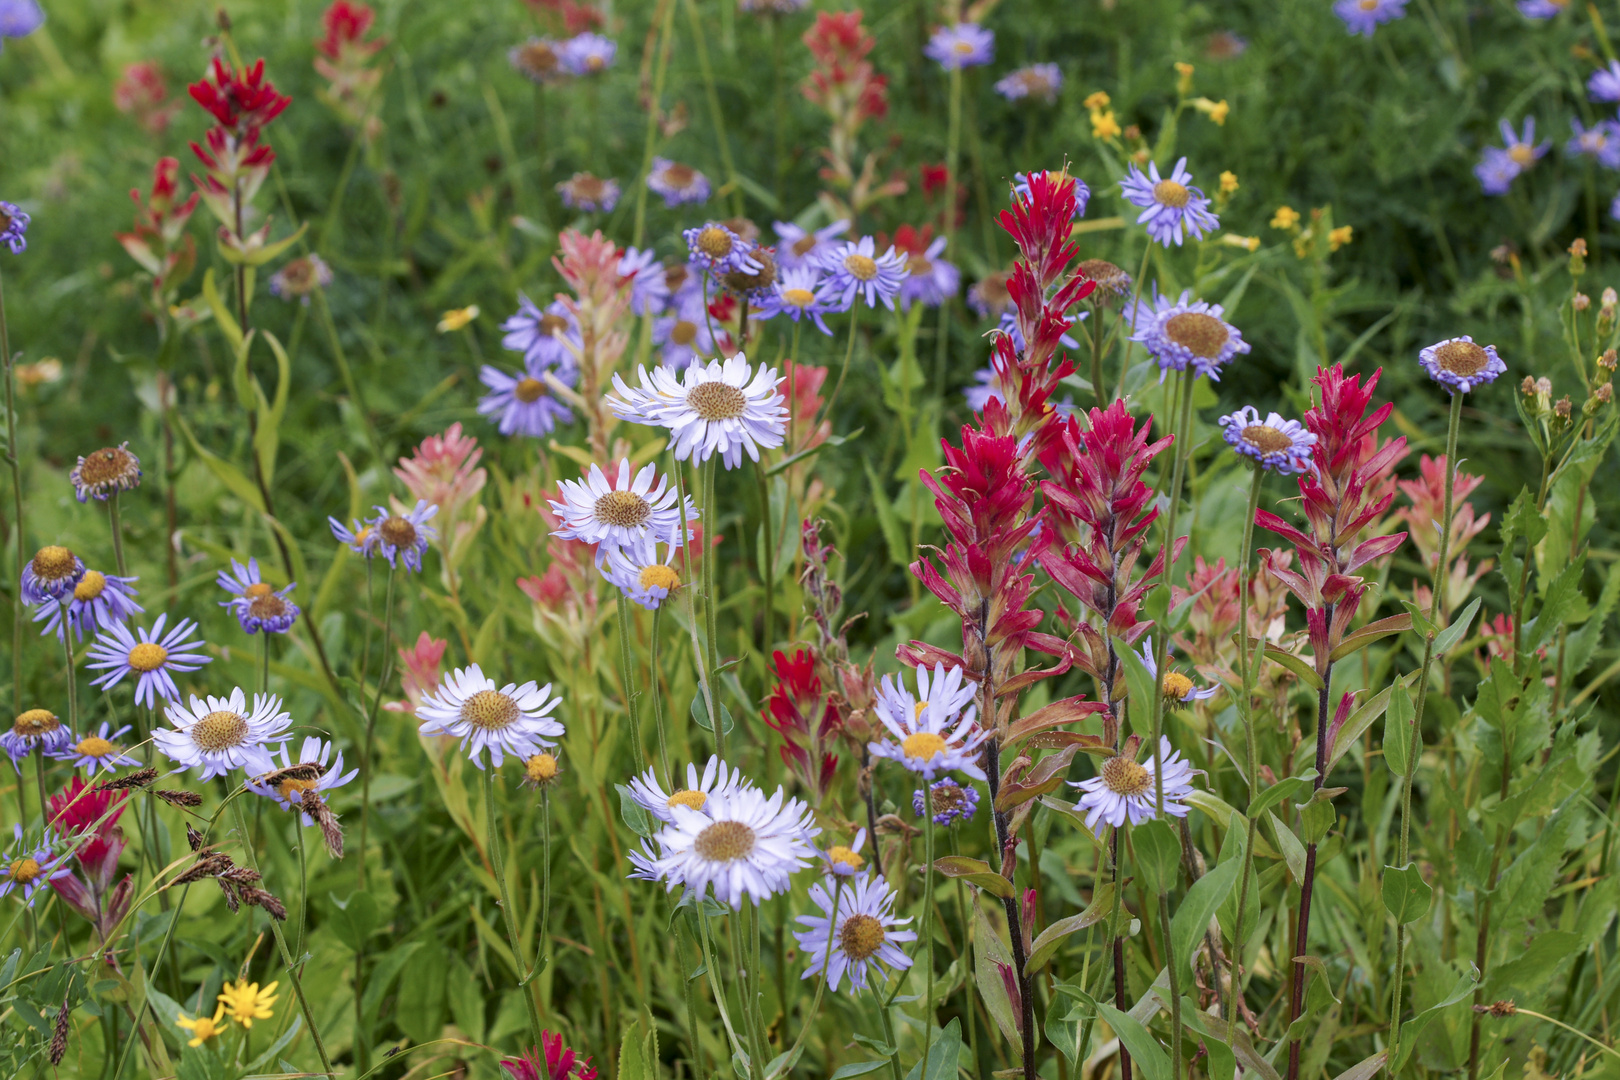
[608,354,789,469]
[794,872,917,992]
[86,614,213,709]
[818,827,870,877]
[155,688,294,781]
[600,538,685,610]
[642,786,819,908]
[245,736,359,825]
[1139,642,1219,704]
[868,663,988,781]
[627,756,753,824]
[1070,736,1196,831]
[549,459,693,566]
[416,664,565,769]
[48,722,142,775]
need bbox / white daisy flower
[642,785,819,908]
[1070,736,1196,831]
[416,664,564,768]
[600,539,684,610]
[819,827,870,877]
[627,756,753,824]
[607,353,789,469]
[245,736,359,825]
[155,689,294,781]
[549,459,693,566]
[794,872,917,992]
[868,663,988,781]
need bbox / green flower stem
[357,566,397,891]
[756,461,775,665]
[259,630,270,697]
[1227,461,1266,1025]
[1390,389,1462,1062]
[61,622,78,736]
[674,458,719,753]
[871,981,905,1080]
[933,61,963,391]
[700,455,724,759]
[695,907,748,1061]
[819,303,861,432]
[108,493,127,578]
[0,266,23,741]
[682,0,743,218]
[922,801,937,1073]
[649,606,672,785]
[771,877,844,1079]
[1115,242,1156,400]
[1105,826,1131,1080]
[482,751,545,1051]
[615,592,648,770]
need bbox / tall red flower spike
[762,648,841,800]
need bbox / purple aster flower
[654,300,719,369]
[1120,157,1219,247]
[913,778,980,826]
[501,294,581,372]
[508,37,566,85]
[1591,61,1620,103]
[268,254,332,304]
[0,0,43,54]
[479,357,577,437]
[1218,406,1317,474]
[995,63,1063,104]
[1568,118,1620,168]
[773,219,850,271]
[898,235,961,311]
[1418,336,1507,394]
[1517,0,1571,16]
[1128,289,1250,381]
[1,825,69,907]
[217,558,301,635]
[619,246,671,315]
[369,500,439,572]
[684,222,762,277]
[1488,117,1552,184]
[924,23,994,69]
[756,265,842,335]
[0,200,30,255]
[2,708,70,764]
[1332,0,1409,35]
[70,443,143,502]
[559,32,616,75]
[32,569,142,642]
[1013,170,1089,219]
[48,722,142,775]
[1475,147,1521,195]
[21,546,85,605]
[86,614,213,709]
[818,236,909,310]
[328,516,377,557]
[648,158,711,207]
[245,735,358,825]
[556,172,620,213]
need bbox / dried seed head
[155,790,203,808]
[186,823,206,852]
[97,767,158,792]
[50,996,70,1065]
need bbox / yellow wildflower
[218,980,279,1029]
[1091,109,1121,140]
[1328,225,1353,251]
[1219,171,1239,195]
[1083,90,1111,111]
[1208,99,1229,125]
[176,1005,229,1048]
[1174,61,1194,95]
[1270,206,1301,230]
[436,305,480,333]
[1222,234,1261,252]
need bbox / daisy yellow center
[74,571,107,602]
[639,564,680,591]
[908,254,933,277]
[693,820,756,861]
[249,594,289,620]
[515,377,548,403]
[687,381,748,421]
[595,489,652,528]
[1100,755,1152,797]
[1435,340,1488,377]
[662,163,697,188]
[278,777,318,802]
[1357,0,1378,8]
[1152,179,1191,208]
[76,736,115,757]
[193,710,250,752]
[568,175,605,200]
[525,753,559,784]
[539,314,570,337]
[844,254,879,281]
[586,54,605,71]
[1507,144,1534,167]
[379,516,418,548]
[127,642,168,672]
[840,913,886,960]
[1162,672,1194,700]
[354,526,373,546]
[1164,312,1230,359]
[952,40,975,55]
[828,845,865,871]
[460,689,520,731]
[668,789,707,811]
[792,234,819,256]
[902,732,947,762]
[782,287,816,309]
[1241,425,1292,454]
[696,226,734,259]
[671,320,699,346]
[243,582,274,599]
[78,447,139,488]
[8,858,42,885]
[31,545,76,582]
[14,709,59,737]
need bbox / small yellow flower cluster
[437,305,481,333]
[1085,91,1120,141]
[1270,204,1352,260]
[1192,97,1230,126]
[175,980,279,1047]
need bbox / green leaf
[200,268,245,354]
[973,905,1021,1047]
[1132,819,1182,896]
[689,694,735,736]
[1494,798,1579,932]
[1526,554,1589,656]
[254,330,293,488]
[1485,930,1581,999]
[619,1015,650,1080]
[1253,640,1325,690]
[362,939,425,1025]
[902,1018,961,1080]
[327,890,381,952]
[1433,596,1483,656]
[934,855,1016,899]
[829,1063,889,1079]
[1382,683,1416,777]
[1026,883,1116,974]
[1299,790,1337,845]
[1268,811,1308,883]
[616,784,656,838]
[243,1015,304,1072]
[1097,1004,1170,1080]
[175,415,264,512]
[1393,968,1478,1070]
[1331,1050,1387,1080]
[1115,635,1161,715]
[1171,859,1241,975]
[1328,613,1413,662]
[1248,771,1318,819]
[864,461,909,569]
[1381,863,1432,924]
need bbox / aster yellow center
[662,163,696,188]
[460,689,520,731]
[538,314,569,337]
[1241,424,1294,454]
[595,489,652,528]
[792,234,819,256]
[76,736,115,757]
[696,226,734,259]
[73,571,107,602]
[248,594,289,620]
[1164,312,1230,359]
[671,320,699,346]
[278,777,318,802]
[639,564,680,592]
[840,913,886,960]
[844,254,879,281]
[8,858,42,885]
[525,753,559,784]
[568,175,605,200]
[31,545,76,582]
[902,732,947,762]
[1507,144,1534,167]
[1100,755,1152,797]
[241,582,272,600]
[78,447,138,488]
[378,516,418,548]
[828,845,865,871]
[586,54,605,71]
[519,42,559,73]
[668,789,708,811]
[515,377,548,403]
[687,381,748,421]
[14,709,59,737]
[782,287,816,309]
[192,710,249,752]
[1435,340,1489,377]
[1162,672,1194,700]
[1153,179,1191,208]
[693,820,756,861]
[127,642,168,672]
[1357,0,1378,8]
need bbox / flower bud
[1570,237,1588,275]
[1574,292,1591,312]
